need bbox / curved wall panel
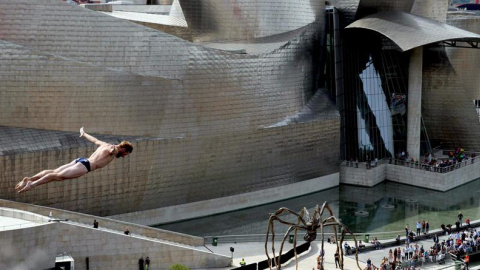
[178,0,323,42]
[446,14,480,100]
[329,0,414,27]
[411,0,449,22]
[422,47,480,150]
[0,0,339,217]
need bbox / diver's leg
[18,163,88,193]
[16,160,77,190]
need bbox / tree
[169,264,190,270]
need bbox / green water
[156,179,480,237]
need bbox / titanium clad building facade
[1,0,480,222]
[0,0,339,217]
[335,0,480,161]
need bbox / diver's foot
[15,177,29,191]
[18,181,33,193]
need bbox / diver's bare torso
[87,144,117,171]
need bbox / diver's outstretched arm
[79,127,107,146]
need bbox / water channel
[156,179,480,238]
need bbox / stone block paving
[201,229,473,270]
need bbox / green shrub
[169,264,190,270]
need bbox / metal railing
[0,222,41,231]
[343,156,478,174]
[205,230,404,244]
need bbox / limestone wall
[0,205,230,270]
[385,161,480,191]
[0,223,59,270]
[340,161,386,187]
[55,223,230,270]
[340,159,480,192]
[0,199,204,246]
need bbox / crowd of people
[392,147,478,173]
[365,213,476,270]
[63,0,95,4]
[421,147,475,170]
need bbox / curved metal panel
[411,0,449,22]
[178,0,323,42]
[355,0,415,19]
[329,0,414,26]
[346,11,480,51]
[446,14,480,99]
[422,47,480,150]
[0,0,335,217]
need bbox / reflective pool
[155,179,480,237]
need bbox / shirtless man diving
[15,127,133,193]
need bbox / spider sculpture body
[264,202,362,270]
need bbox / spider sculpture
[264,202,362,270]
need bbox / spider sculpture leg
[321,214,362,270]
[265,208,308,270]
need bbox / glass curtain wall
[341,30,410,162]
[325,7,337,102]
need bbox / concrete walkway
[203,232,461,270]
[0,215,43,231]
[201,221,480,270]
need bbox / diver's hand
[79,127,85,137]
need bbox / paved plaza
[204,231,475,270]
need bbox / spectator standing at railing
[93,219,98,229]
[408,245,414,260]
[416,221,421,236]
[458,212,464,226]
[426,220,430,234]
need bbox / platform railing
[343,156,478,174]
[204,230,404,244]
[0,222,42,231]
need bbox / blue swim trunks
[75,157,91,172]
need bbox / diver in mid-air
[15,127,133,193]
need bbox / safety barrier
[205,231,404,244]
[343,157,477,174]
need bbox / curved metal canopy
[346,11,480,52]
